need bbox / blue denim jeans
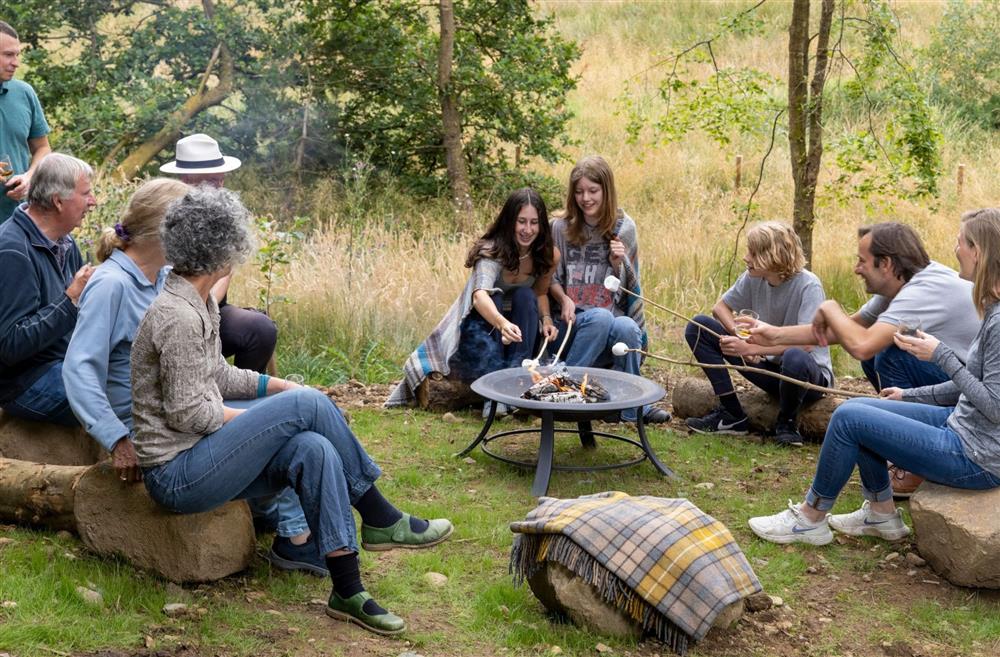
[556,307,647,422]
[143,387,381,554]
[860,345,950,391]
[805,397,1000,511]
[2,361,79,426]
[685,315,827,423]
[227,398,309,538]
[451,287,539,381]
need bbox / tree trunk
[438,0,475,231]
[787,0,834,266]
[108,0,235,181]
[0,458,85,531]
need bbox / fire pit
[457,366,675,496]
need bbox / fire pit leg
[455,400,498,458]
[577,420,596,450]
[530,412,556,497]
[636,413,676,479]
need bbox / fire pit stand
[457,366,676,496]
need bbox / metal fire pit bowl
[457,366,676,496]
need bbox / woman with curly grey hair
[131,186,453,636]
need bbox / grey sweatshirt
[903,302,1000,477]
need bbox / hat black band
[176,157,226,169]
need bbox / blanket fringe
[511,534,690,656]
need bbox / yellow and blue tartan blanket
[510,492,761,654]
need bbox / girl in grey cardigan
[132,186,453,635]
[748,208,1000,546]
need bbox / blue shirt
[64,249,169,451]
[0,205,81,403]
[0,79,50,222]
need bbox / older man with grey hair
[0,152,96,424]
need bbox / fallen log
[0,458,84,531]
[416,373,480,411]
[670,376,844,442]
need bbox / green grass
[5,406,998,656]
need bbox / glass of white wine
[0,154,13,181]
[734,309,759,340]
[896,318,922,337]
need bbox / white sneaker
[828,500,910,541]
[748,500,833,545]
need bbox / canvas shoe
[774,419,804,447]
[266,535,329,577]
[326,591,406,636]
[828,500,911,541]
[361,513,454,552]
[748,500,833,545]
[685,407,749,435]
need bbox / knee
[685,315,715,343]
[580,307,614,330]
[289,431,337,465]
[510,286,536,309]
[780,348,811,374]
[248,313,278,349]
[610,316,641,345]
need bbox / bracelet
[257,374,270,398]
[541,314,553,323]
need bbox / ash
[522,367,610,404]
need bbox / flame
[580,373,588,396]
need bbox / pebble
[0,538,15,547]
[861,574,872,583]
[309,598,327,606]
[1,601,16,609]
[498,605,510,616]
[884,552,900,562]
[595,644,612,653]
[694,482,715,491]
[818,617,832,623]
[397,652,425,657]
[441,412,461,423]
[768,595,784,607]
[907,569,918,577]
[905,552,927,567]
[743,592,773,612]
[424,572,448,588]
[76,586,103,607]
[162,602,189,617]
[462,457,476,465]
[551,647,563,655]
[805,566,819,575]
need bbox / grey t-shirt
[722,269,833,384]
[858,261,980,362]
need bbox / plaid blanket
[510,492,761,654]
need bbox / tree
[437,0,474,226]
[620,0,941,264]
[301,0,579,200]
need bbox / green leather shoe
[361,513,454,552]
[325,591,406,636]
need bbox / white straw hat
[160,133,241,174]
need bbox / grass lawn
[3,391,1000,657]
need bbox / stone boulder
[910,483,1000,588]
[0,412,104,465]
[75,462,256,583]
[527,561,743,640]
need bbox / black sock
[719,393,745,418]
[354,485,403,528]
[326,553,388,615]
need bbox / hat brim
[160,155,242,175]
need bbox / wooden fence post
[957,164,965,203]
[735,154,742,189]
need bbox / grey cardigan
[131,272,259,467]
[902,302,1000,477]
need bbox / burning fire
[522,366,609,404]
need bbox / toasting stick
[552,319,574,364]
[521,334,550,368]
[604,275,723,339]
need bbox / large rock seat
[910,483,1000,588]
[0,410,255,582]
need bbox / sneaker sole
[748,523,833,546]
[265,549,329,577]
[687,425,749,436]
[828,523,911,541]
[776,439,804,448]
[325,606,406,636]
[362,524,454,552]
[891,489,915,500]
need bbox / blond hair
[96,178,188,263]
[959,208,1000,316]
[746,221,806,280]
[563,155,621,246]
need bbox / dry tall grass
[228,0,1000,380]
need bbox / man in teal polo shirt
[0,21,52,222]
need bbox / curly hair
[465,187,553,276]
[161,185,255,276]
[746,221,806,280]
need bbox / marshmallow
[611,342,630,357]
[604,275,621,292]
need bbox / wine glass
[896,318,922,337]
[0,154,13,181]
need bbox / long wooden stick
[627,347,876,399]
[532,334,548,362]
[617,286,723,339]
[553,319,573,363]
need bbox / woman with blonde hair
[548,155,669,424]
[749,209,1000,545]
[683,221,832,446]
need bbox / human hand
[879,386,905,400]
[541,321,558,342]
[893,331,939,362]
[499,321,522,344]
[222,406,245,423]
[65,264,95,305]
[608,238,626,269]
[811,306,830,347]
[559,298,576,325]
[720,335,757,358]
[747,320,777,346]
[111,438,142,483]
[4,173,29,200]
